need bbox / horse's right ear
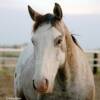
[28,5,41,21]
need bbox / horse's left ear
[53,3,63,20]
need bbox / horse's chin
[46,85,54,93]
[37,88,53,94]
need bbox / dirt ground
[0,67,100,100]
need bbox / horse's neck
[54,45,83,93]
[66,41,88,87]
[66,44,79,78]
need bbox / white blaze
[32,24,65,91]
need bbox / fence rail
[86,51,100,66]
[0,48,21,68]
[0,49,100,73]
[0,57,18,68]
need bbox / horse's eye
[54,35,63,46]
[31,40,34,44]
[57,38,62,45]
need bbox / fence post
[93,53,98,74]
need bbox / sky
[29,0,100,14]
[0,0,100,50]
[0,0,100,14]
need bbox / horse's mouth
[36,87,53,94]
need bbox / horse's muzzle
[33,78,49,93]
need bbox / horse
[14,3,95,100]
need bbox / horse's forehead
[33,24,62,40]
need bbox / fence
[0,48,22,68]
[0,48,100,73]
[86,50,100,74]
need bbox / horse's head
[28,3,69,93]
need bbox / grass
[96,68,100,74]
[0,67,15,76]
[0,67,9,76]
[0,67,14,100]
[0,51,20,57]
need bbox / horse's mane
[71,34,81,49]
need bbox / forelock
[33,14,57,32]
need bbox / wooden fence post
[93,53,98,74]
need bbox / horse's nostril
[33,80,37,90]
[45,78,48,87]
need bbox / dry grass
[0,67,14,100]
[0,67,100,100]
[94,74,100,100]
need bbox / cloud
[63,5,100,14]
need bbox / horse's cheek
[56,49,65,66]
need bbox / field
[0,67,100,100]
[0,67,14,100]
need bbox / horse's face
[32,24,66,93]
[28,3,66,93]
